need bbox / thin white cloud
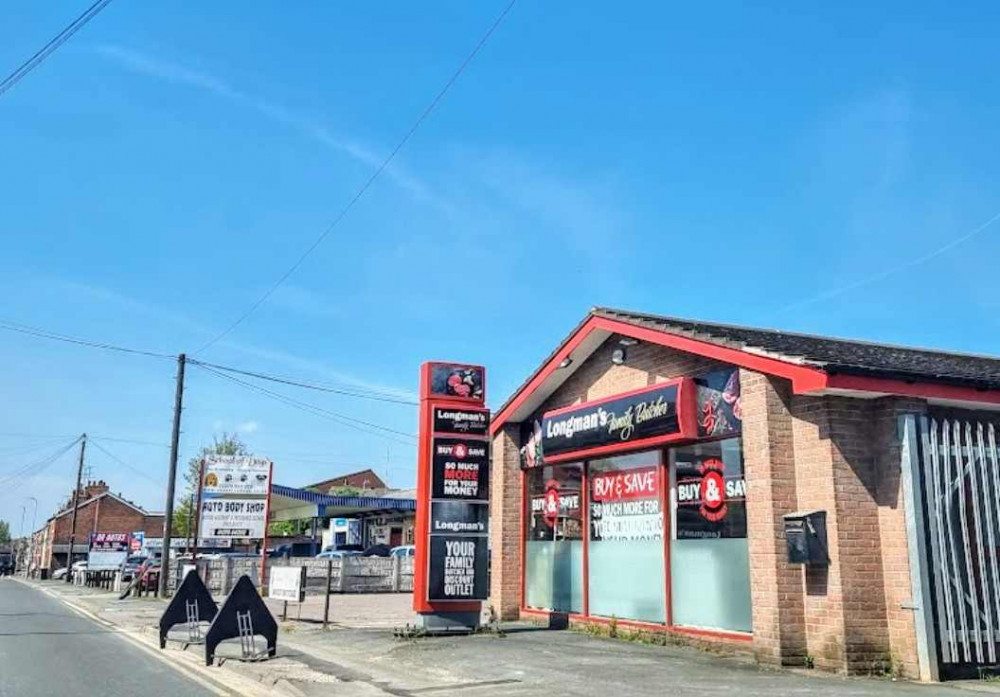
[31,275,417,400]
[93,44,456,215]
[237,421,259,434]
[268,285,342,321]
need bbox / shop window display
[588,451,665,623]
[525,464,583,613]
[670,438,752,632]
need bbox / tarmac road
[0,578,220,697]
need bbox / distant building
[307,468,387,493]
[33,480,163,575]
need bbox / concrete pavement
[15,577,986,697]
[0,577,220,697]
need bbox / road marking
[12,578,268,697]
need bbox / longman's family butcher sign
[538,378,697,463]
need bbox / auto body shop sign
[200,455,272,540]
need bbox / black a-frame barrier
[159,570,219,649]
[204,575,278,666]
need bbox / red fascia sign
[414,362,490,615]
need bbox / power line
[0,437,82,496]
[88,438,164,485]
[197,364,417,445]
[0,0,116,99]
[193,0,518,355]
[0,318,174,359]
[0,431,169,448]
[189,359,418,405]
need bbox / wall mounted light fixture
[558,357,573,369]
[611,348,626,365]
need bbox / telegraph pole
[158,353,186,598]
[65,434,87,583]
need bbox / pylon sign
[413,363,490,624]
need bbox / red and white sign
[590,466,659,502]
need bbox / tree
[0,520,9,545]
[172,433,250,536]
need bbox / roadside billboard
[88,532,130,570]
[198,455,272,541]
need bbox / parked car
[390,545,415,559]
[361,544,391,557]
[69,560,87,581]
[51,566,69,580]
[314,549,362,559]
[122,555,147,581]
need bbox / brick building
[488,307,1000,682]
[308,468,387,493]
[36,480,164,573]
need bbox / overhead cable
[197,364,417,445]
[0,0,116,99]
[192,0,518,354]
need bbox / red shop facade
[517,369,752,642]
[487,307,1000,680]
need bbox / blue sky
[2,1,1000,531]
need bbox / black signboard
[431,438,489,501]
[428,535,489,601]
[429,364,484,402]
[431,501,489,535]
[433,407,490,436]
[541,383,681,459]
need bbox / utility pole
[65,434,87,583]
[158,353,186,598]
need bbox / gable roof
[50,491,154,521]
[491,307,1000,433]
[307,468,387,493]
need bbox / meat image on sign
[431,438,489,501]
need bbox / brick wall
[740,370,806,666]
[489,423,523,619]
[538,335,724,414]
[490,335,925,677]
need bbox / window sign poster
[202,455,272,497]
[428,535,488,601]
[589,466,663,542]
[431,438,489,501]
[674,451,747,539]
[528,469,583,541]
[695,369,742,438]
[200,498,268,538]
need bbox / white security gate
[920,417,1000,673]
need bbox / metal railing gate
[918,416,1000,677]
